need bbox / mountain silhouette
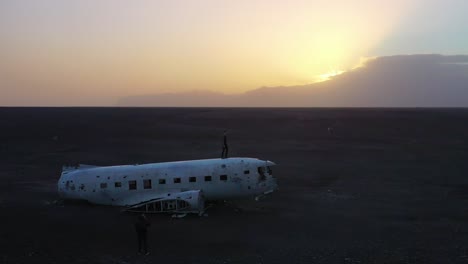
[117,54,468,107]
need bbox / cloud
[117,54,468,107]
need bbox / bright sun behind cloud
[316,69,346,82]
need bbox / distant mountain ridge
[116,54,468,107]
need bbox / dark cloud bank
[117,54,468,107]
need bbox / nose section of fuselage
[265,175,278,194]
[259,161,278,196]
[267,161,278,191]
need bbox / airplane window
[267,166,273,175]
[189,177,196,182]
[244,170,250,174]
[159,179,166,184]
[204,176,212,182]
[100,183,107,189]
[174,178,181,183]
[115,182,122,188]
[220,175,227,181]
[129,180,137,190]
[143,179,152,189]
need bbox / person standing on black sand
[134,213,151,255]
[221,130,228,159]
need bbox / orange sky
[1,0,467,106]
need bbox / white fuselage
[58,157,277,206]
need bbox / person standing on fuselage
[221,130,228,159]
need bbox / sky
[1,0,468,106]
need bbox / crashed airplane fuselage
[58,157,277,215]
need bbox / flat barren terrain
[1,107,468,264]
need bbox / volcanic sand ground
[1,107,468,264]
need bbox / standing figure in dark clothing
[134,213,151,255]
[221,130,228,159]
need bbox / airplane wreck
[58,157,277,215]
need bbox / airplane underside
[122,190,205,216]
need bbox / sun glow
[316,69,346,82]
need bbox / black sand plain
[1,107,468,264]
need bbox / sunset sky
[1,0,468,106]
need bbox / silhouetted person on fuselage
[221,130,228,159]
[134,213,150,255]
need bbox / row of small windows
[80,168,271,192]
[100,174,229,190]
[98,168,269,190]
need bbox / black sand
[1,107,468,263]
